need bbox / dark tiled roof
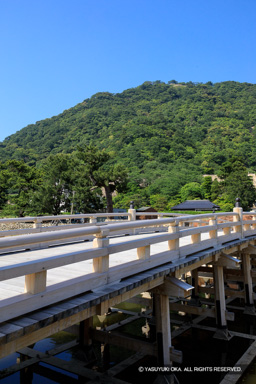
[171,200,220,211]
[136,207,157,212]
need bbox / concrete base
[213,328,232,341]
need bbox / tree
[4,160,42,216]
[217,157,256,210]
[180,182,203,202]
[31,154,74,215]
[150,194,168,211]
[76,145,128,212]
[0,162,8,209]
[201,176,213,200]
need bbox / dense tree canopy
[76,145,128,212]
[216,157,256,211]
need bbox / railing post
[93,229,109,273]
[168,221,179,251]
[223,226,231,235]
[209,216,218,241]
[252,215,256,230]
[191,232,201,244]
[25,271,47,294]
[33,218,42,232]
[128,205,136,222]
[233,198,244,238]
[128,201,136,235]
[90,216,97,225]
[137,245,150,260]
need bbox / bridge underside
[1,236,256,383]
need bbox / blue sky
[0,0,255,142]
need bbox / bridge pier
[242,247,256,315]
[78,317,97,364]
[154,293,172,366]
[213,265,227,327]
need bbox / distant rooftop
[171,200,220,211]
[136,207,157,212]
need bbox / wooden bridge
[0,206,256,383]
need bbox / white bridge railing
[0,207,255,323]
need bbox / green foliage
[31,154,75,215]
[180,182,203,202]
[76,145,128,212]
[113,193,149,210]
[216,157,256,210]
[149,194,169,211]
[3,160,42,216]
[201,176,213,200]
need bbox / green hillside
[1,81,256,168]
[0,80,256,214]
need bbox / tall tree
[0,161,8,209]
[76,145,128,212]
[4,160,42,216]
[218,157,256,210]
[180,182,203,202]
[31,154,74,215]
[201,176,213,200]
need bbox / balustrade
[0,205,255,323]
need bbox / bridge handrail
[0,212,132,225]
[0,211,244,272]
[0,207,255,323]
[0,211,243,253]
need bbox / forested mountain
[1,80,256,214]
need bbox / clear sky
[0,0,255,142]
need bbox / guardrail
[0,207,255,323]
[0,212,132,238]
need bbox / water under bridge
[0,207,256,383]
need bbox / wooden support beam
[79,317,93,347]
[198,285,244,299]
[215,253,241,268]
[154,293,181,366]
[169,302,234,321]
[177,254,218,276]
[191,269,198,298]
[198,266,213,274]
[223,268,243,277]
[242,244,256,255]
[151,276,193,298]
[96,299,110,315]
